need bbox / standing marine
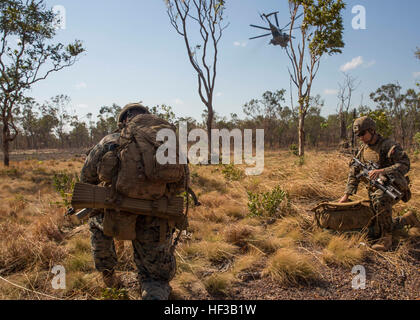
[80,103,182,299]
[339,116,420,251]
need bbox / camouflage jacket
[80,132,120,185]
[345,135,410,195]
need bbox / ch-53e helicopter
[249,11,303,48]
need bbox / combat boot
[371,233,392,251]
[400,211,420,228]
[102,269,122,289]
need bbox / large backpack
[96,114,189,240]
[117,114,186,200]
[98,114,188,200]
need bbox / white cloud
[174,98,184,105]
[233,41,247,47]
[413,71,420,78]
[75,82,87,89]
[324,89,338,95]
[340,56,364,72]
[76,103,89,109]
[365,60,376,68]
[216,92,222,97]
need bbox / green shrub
[289,144,299,156]
[101,288,129,300]
[414,132,420,151]
[0,167,20,178]
[247,185,288,217]
[296,155,305,166]
[221,164,244,181]
[52,171,79,207]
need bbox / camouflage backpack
[311,200,377,235]
[98,114,188,200]
[97,114,188,240]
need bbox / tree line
[2,81,419,152]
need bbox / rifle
[66,207,93,220]
[351,157,403,201]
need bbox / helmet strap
[367,129,377,145]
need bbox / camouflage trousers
[89,211,177,300]
[368,188,398,237]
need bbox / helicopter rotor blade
[281,13,304,30]
[249,33,271,40]
[274,12,280,28]
[281,21,292,30]
[250,24,271,31]
[295,12,304,20]
[288,26,301,31]
[265,11,279,18]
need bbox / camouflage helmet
[117,102,150,124]
[353,116,376,136]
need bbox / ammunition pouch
[103,210,137,240]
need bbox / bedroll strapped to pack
[311,200,375,232]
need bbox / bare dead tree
[337,73,359,147]
[166,0,228,161]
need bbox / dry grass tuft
[224,225,255,248]
[33,218,65,243]
[64,251,93,272]
[223,204,247,219]
[198,192,228,208]
[171,272,208,299]
[322,234,366,267]
[183,240,238,263]
[271,216,307,242]
[310,229,333,247]
[253,236,295,254]
[232,250,263,275]
[262,248,319,285]
[203,272,235,296]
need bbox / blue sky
[30,0,420,122]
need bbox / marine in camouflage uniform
[340,116,413,251]
[80,103,176,300]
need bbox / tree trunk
[351,108,356,149]
[206,106,213,164]
[298,114,305,156]
[339,112,347,140]
[2,125,10,166]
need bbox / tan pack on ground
[311,200,375,232]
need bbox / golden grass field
[0,150,419,300]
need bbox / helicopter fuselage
[268,23,289,47]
